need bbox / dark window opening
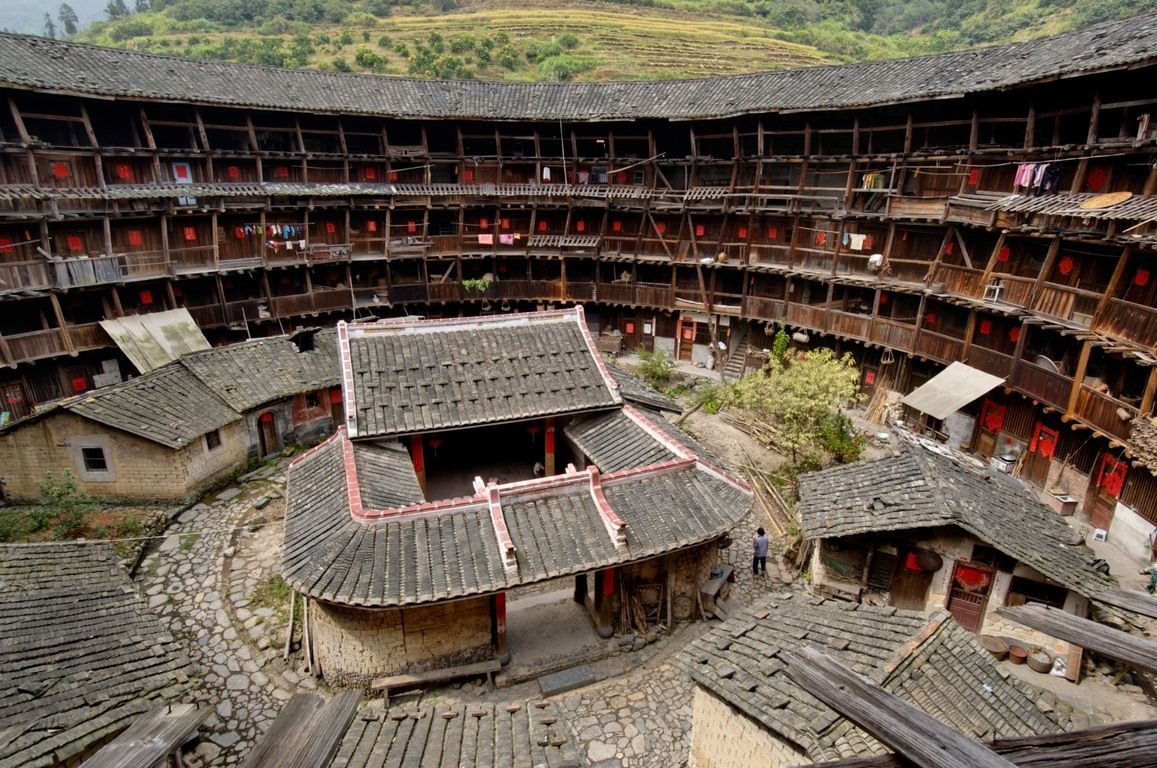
[1006,576,1066,609]
[82,447,108,472]
[971,545,1017,572]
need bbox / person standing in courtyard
[753,527,768,576]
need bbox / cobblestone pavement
[136,464,301,767]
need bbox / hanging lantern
[997,246,1010,262]
[1009,327,1020,342]
[1058,255,1074,276]
[1135,269,1150,287]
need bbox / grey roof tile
[798,445,1116,598]
[344,311,620,440]
[679,596,1059,762]
[0,543,192,768]
[0,14,1155,119]
[65,362,239,448]
[564,410,677,473]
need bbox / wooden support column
[492,592,510,664]
[49,293,77,357]
[1067,340,1093,417]
[573,574,587,605]
[1139,367,1157,418]
[1092,244,1131,327]
[590,568,615,638]
[544,417,556,476]
[410,434,426,497]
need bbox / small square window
[205,429,222,451]
[82,447,108,472]
[305,393,320,409]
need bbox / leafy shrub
[557,32,580,49]
[538,54,595,81]
[637,348,676,388]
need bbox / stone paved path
[136,466,298,767]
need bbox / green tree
[636,348,676,388]
[724,346,863,463]
[43,14,57,38]
[105,0,130,20]
[58,3,80,35]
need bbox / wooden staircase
[722,324,749,382]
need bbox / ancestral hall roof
[681,595,1059,763]
[798,440,1117,599]
[0,13,1155,119]
[339,309,621,439]
[0,543,192,768]
[283,405,750,607]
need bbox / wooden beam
[783,647,1017,768]
[80,703,208,768]
[997,604,1157,676]
[804,719,1157,768]
[1095,589,1157,620]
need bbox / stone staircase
[722,324,749,382]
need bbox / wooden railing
[828,310,872,341]
[4,328,68,363]
[270,294,313,317]
[1010,361,1072,409]
[69,322,111,352]
[1033,283,1100,325]
[53,251,171,288]
[1098,298,1157,348]
[428,282,461,302]
[750,244,792,268]
[745,296,786,320]
[870,319,916,351]
[313,288,352,312]
[224,299,267,326]
[0,260,52,293]
[185,303,226,327]
[637,283,674,308]
[170,245,217,274]
[935,265,985,299]
[887,196,947,220]
[989,274,1035,307]
[566,282,596,301]
[389,283,428,304]
[786,303,828,332]
[1075,386,1138,441]
[964,345,1014,379]
[914,330,964,363]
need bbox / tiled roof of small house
[798,443,1116,598]
[564,410,678,473]
[1,14,1156,119]
[603,362,681,414]
[179,329,339,412]
[0,543,192,768]
[64,362,239,449]
[330,701,580,768]
[339,309,621,440]
[681,595,1059,763]
[282,420,750,607]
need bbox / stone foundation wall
[688,687,809,768]
[619,543,719,623]
[310,596,493,686]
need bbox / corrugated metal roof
[1,12,1156,120]
[901,361,1004,420]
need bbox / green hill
[71,0,1154,81]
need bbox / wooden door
[946,562,993,633]
[973,399,1005,457]
[677,317,696,362]
[1022,422,1057,488]
[1087,452,1127,529]
[890,567,933,611]
[258,411,281,457]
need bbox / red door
[946,562,993,633]
[1087,452,1127,530]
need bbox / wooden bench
[371,659,502,701]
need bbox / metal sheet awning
[901,361,1004,421]
[100,308,211,373]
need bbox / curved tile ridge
[619,404,752,493]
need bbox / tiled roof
[180,329,339,412]
[798,444,1116,598]
[1,14,1156,118]
[282,426,750,606]
[352,441,427,510]
[340,309,620,439]
[0,543,192,768]
[681,595,1059,762]
[564,410,677,473]
[65,362,239,449]
[603,363,681,414]
[330,701,580,768]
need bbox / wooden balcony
[2,328,68,364]
[914,330,964,363]
[1010,360,1072,409]
[566,282,596,302]
[597,282,635,305]
[170,246,218,274]
[389,283,428,304]
[185,303,226,327]
[0,260,52,294]
[270,293,312,317]
[786,303,828,332]
[870,319,916,351]
[1097,299,1157,348]
[828,310,872,342]
[935,265,984,300]
[428,282,461,302]
[313,288,352,312]
[964,345,1014,379]
[636,283,674,308]
[224,299,267,326]
[494,280,564,301]
[1033,284,1100,326]
[1074,386,1139,441]
[53,251,171,289]
[988,274,1035,308]
[745,296,786,320]
[350,237,387,259]
[886,196,947,220]
[308,243,351,263]
[69,322,112,352]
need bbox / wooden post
[544,417,556,476]
[493,592,509,664]
[1067,340,1093,417]
[410,434,426,497]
